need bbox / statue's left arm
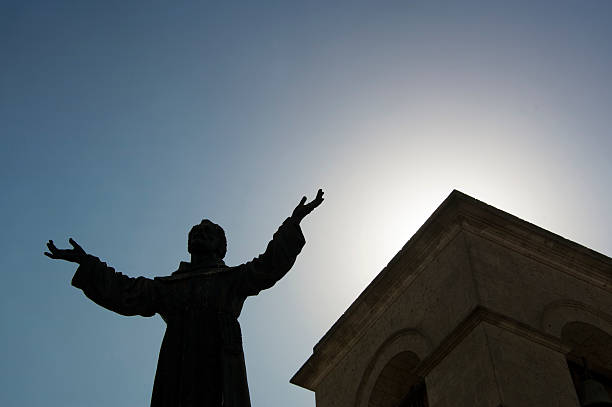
[45,238,160,317]
[238,189,323,296]
[71,255,160,317]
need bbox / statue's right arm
[235,190,324,297]
[46,239,159,317]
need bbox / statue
[45,189,324,407]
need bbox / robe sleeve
[71,255,160,317]
[237,217,306,297]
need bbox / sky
[1,1,611,406]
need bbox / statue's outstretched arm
[45,239,160,317]
[238,189,324,296]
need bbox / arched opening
[368,351,427,407]
[562,321,612,404]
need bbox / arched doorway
[562,321,612,403]
[368,351,427,407]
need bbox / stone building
[291,190,612,407]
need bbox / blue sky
[1,1,611,406]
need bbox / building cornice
[415,306,572,377]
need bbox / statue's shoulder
[155,265,238,282]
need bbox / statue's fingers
[315,191,324,204]
[69,238,84,252]
[44,251,57,259]
[308,190,323,207]
[47,240,58,252]
[299,196,307,206]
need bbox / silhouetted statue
[45,190,324,407]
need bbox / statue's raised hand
[45,238,87,264]
[291,189,324,223]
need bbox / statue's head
[188,219,227,259]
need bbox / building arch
[354,329,432,407]
[540,299,612,339]
[561,321,612,403]
[562,321,612,370]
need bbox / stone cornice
[291,190,611,391]
[460,213,611,291]
[415,306,572,377]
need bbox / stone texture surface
[483,323,580,407]
[464,231,612,338]
[426,325,502,407]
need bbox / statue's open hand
[44,238,87,264]
[291,189,324,223]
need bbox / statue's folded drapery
[72,218,306,407]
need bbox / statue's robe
[71,218,305,407]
